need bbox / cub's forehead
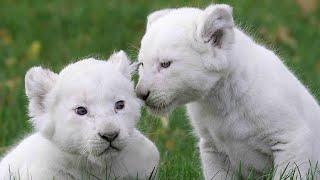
[151,7,201,28]
[139,8,202,63]
[57,78,133,104]
[59,58,110,77]
[54,58,133,98]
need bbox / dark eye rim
[160,61,172,68]
[115,100,125,111]
[75,106,88,116]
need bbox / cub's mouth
[145,100,175,115]
[98,145,121,156]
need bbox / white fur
[0,51,159,180]
[136,4,320,179]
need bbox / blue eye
[160,61,172,68]
[115,100,125,110]
[75,106,87,115]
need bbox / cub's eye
[160,61,172,68]
[115,100,125,111]
[75,106,88,116]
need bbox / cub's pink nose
[98,131,119,142]
[137,91,150,101]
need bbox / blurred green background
[0,0,319,179]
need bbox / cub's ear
[25,66,58,118]
[109,50,138,79]
[196,4,234,48]
[146,9,173,30]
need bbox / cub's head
[25,51,141,159]
[136,4,235,115]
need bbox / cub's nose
[137,91,150,101]
[98,131,119,142]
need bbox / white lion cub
[136,4,320,180]
[0,51,159,180]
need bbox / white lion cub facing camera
[0,51,159,180]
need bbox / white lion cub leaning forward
[0,51,159,180]
[136,3,320,180]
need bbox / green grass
[0,0,319,179]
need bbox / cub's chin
[145,93,195,116]
[146,101,175,116]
